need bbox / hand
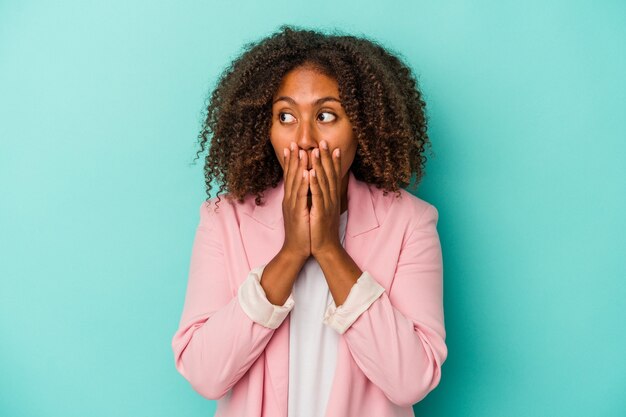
[308,140,342,258]
[281,142,312,260]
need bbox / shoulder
[371,185,438,230]
[197,192,257,228]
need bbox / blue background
[1,1,625,416]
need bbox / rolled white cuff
[237,264,295,329]
[323,271,385,334]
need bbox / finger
[316,142,333,210]
[311,147,328,211]
[309,166,323,213]
[283,148,289,179]
[284,142,293,198]
[297,151,310,212]
[292,148,308,211]
[332,147,341,197]
[282,147,289,181]
[320,141,338,200]
[285,142,298,202]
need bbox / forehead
[274,66,339,100]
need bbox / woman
[171,25,447,417]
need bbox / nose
[295,124,319,169]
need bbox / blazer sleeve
[171,202,295,400]
[328,203,448,407]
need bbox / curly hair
[192,24,434,212]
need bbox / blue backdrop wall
[1,1,624,416]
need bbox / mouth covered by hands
[306,140,342,258]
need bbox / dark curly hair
[192,24,434,212]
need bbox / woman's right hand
[281,142,311,261]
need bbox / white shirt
[287,210,348,417]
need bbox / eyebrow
[272,96,342,106]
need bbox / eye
[318,111,337,122]
[278,112,296,123]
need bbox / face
[270,65,357,183]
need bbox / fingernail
[283,148,288,158]
[314,149,319,158]
[335,149,340,157]
[290,142,295,151]
[321,140,328,150]
[299,150,303,159]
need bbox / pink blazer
[171,170,448,417]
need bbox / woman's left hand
[308,140,342,258]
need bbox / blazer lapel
[239,169,383,417]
